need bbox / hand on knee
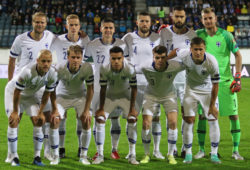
[184,116,195,124]
[32,114,46,127]
[95,115,106,124]
[8,113,20,128]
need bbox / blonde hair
[38,49,52,58]
[32,12,47,22]
[201,7,215,15]
[66,14,80,25]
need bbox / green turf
[0,78,250,169]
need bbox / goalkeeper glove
[230,72,241,93]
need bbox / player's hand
[208,105,218,120]
[79,30,87,38]
[80,111,91,129]
[128,108,138,122]
[50,109,60,125]
[230,72,241,93]
[9,112,20,127]
[34,113,46,126]
[95,109,106,123]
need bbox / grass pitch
[0,78,250,170]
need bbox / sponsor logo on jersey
[201,70,208,75]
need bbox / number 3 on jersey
[97,55,105,64]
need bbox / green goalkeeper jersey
[196,28,239,82]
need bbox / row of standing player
[5,5,243,166]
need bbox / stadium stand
[0,0,249,47]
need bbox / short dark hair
[101,17,114,26]
[110,46,124,55]
[173,6,185,12]
[191,37,206,46]
[137,11,151,20]
[153,45,168,55]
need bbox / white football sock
[110,118,121,152]
[81,128,91,156]
[96,122,105,156]
[208,120,220,155]
[33,127,43,157]
[127,122,137,156]
[7,126,18,158]
[168,128,178,156]
[141,129,151,155]
[43,122,50,153]
[59,118,66,148]
[183,121,193,155]
[152,121,161,152]
[50,128,59,157]
[76,119,82,149]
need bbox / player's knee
[152,116,160,122]
[82,118,91,129]
[51,119,60,129]
[127,116,137,123]
[142,119,151,130]
[168,120,177,129]
[229,115,238,120]
[184,116,195,124]
[96,116,106,123]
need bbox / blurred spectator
[248,2,250,14]
[223,5,228,15]
[241,5,248,14]
[219,16,227,29]
[226,21,235,35]
[53,22,62,34]
[126,8,133,20]
[86,9,94,23]
[55,15,62,24]
[194,22,201,30]
[94,14,101,24]
[230,13,238,25]
[235,28,242,40]
[94,23,100,34]
[49,15,56,25]
[158,6,165,19]
[119,23,126,33]
[235,5,241,14]
[203,0,210,9]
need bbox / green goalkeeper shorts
[218,80,238,116]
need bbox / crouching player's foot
[33,156,44,166]
[183,154,192,164]
[80,156,91,165]
[11,157,20,166]
[128,154,139,165]
[111,150,120,159]
[211,154,221,164]
[92,155,104,164]
[232,151,244,160]
[140,155,150,164]
[59,148,65,158]
[50,155,60,165]
[167,155,177,165]
[194,150,205,159]
[153,151,165,159]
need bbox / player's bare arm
[230,51,243,93]
[128,86,138,121]
[8,57,16,82]
[208,83,219,119]
[50,91,60,126]
[81,84,94,129]
[35,91,51,126]
[167,48,178,60]
[9,88,21,127]
[95,85,107,122]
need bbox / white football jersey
[7,63,57,96]
[160,26,196,83]
[122,31,161,85]
[10,30,55,72]
[177,49,220,93]
[56,61,94,99]
[51,34,90,64]
[141,60,184,98]
[99,59,136,99]
[84,38,127,90]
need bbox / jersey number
[29,51,33,60]
[97,55,105,64]
[63,51,67,60]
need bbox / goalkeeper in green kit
[195,7,243,160]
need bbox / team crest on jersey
[150,42,155,47]
[121,76,126,80]
[216,41,221,47]
[185,39,190,45]
[96,49,101,53]
[45,43,49,49]
[201,70,208,75]
[167,74,173,79]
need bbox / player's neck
[67,33,79,42]
[102,37,113,44]
[206,26,218,36]
[138,30,150,38]
[30,31,43,41]
[36,65,46,76]
[172,26,187,34]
